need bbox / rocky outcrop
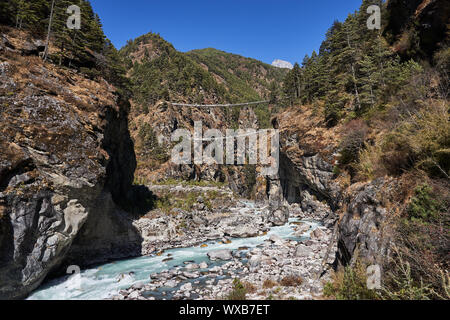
[336,178,395,268]
[260,106,341,225]
[270,105,395,269]
[268,206,290,226]
[0,31,140,299]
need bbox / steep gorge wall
[0,31,141,299]
[270,106,395,269]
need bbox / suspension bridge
[168,100,271,108]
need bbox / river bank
[28,184,336,300]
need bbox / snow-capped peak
[271,59,293,69]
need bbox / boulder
[295,223,311,235]
[163,280,178,288]
[182,272,198,279]
[224,225,258,238]
[311,228,326,240]
[268,206,289,226]
[21,41,39,56]
[132,282,145,290]
[207,249,232,261]
[180,282,192,292]
[0,34,15,50]
[33,39,46,52]
[268,234,285,246]
[295,245,314,258]
[248,255,261,272]
[128,291,140,299]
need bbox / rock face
[269,105,395,269]
[260,106,341,225]
[336,178,394,267]
[268,206,290,226]
[0,33,140,299]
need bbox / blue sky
[90,0,363,65]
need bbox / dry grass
[243,281,257,294]
[323,261,380,300]
[357,100,449,180]
[262,279,278,289]
[280,275,303,287]
[277,104,342,158]
[0,204,5,220]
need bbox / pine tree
[52,0,76,65]
[0,1,15,25]
[0,0,48,34]
[43,0,56,62]
[283,62,302,105]
[269,81,278,104]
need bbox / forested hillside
[0,0,129,94]
[281,0,449,300]
[120,33,228,110]
[120,33,286,114]
[120,32,288,181]
[187,48,286,103]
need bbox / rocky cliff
[261,106,341,227]
[268,105,397,271]
[0,29,140,299]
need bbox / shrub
[263,279,278,289]
[386,180,450,299]
[155,195,172,213]
[380,132,415,175]
[357,143,387,180]
[244,164,257,198]
[433,46,450,90]
[243,281,257,294]
[323,262,380,300]
[381,246,445,300]
[356,101,450,180]
[137,122,169,163]
[387,102,449,177]
[338,120,369,166]
[226,278,247,300]
[407,184,443,222]
[280,276,303,287]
